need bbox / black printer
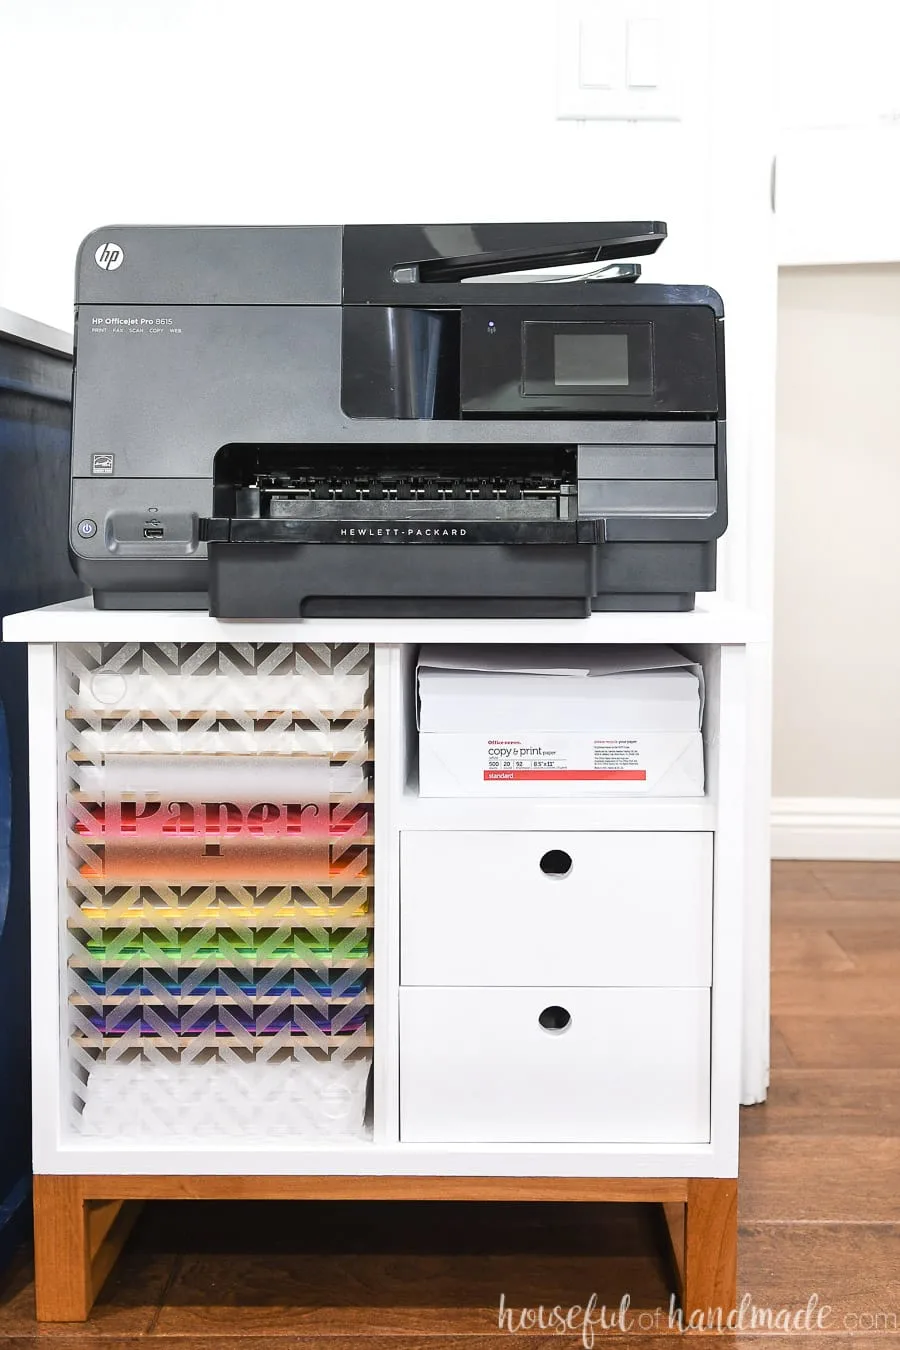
[69,223,725,617]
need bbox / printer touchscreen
[523,320,653,400]
[554,333,630,387]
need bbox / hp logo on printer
[94,242,124,271]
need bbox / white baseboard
[771,797,900,860]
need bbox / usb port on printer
[143,526,164,539]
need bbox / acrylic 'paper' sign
[99,754,331,879]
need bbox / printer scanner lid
[343,220,667,301]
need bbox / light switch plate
[557,0,683,121]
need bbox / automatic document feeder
[70,222,726,617]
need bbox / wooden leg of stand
[682,1178,738,1323]
[33,1176,91,1322]
[86,1198,143,1312]
[660,1198,686,1294]
[33,1176,142,1322]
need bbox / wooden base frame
[33,1173,737,1325]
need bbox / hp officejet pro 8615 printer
[70,223,725,617]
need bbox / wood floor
[1,859,898,1346]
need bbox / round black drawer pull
[539,848,573,877]
[539,1005,572,1034]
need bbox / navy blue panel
[0,333,83,1259]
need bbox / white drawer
[400,986,710,1144]
[401,830,712,987]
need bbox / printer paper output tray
[203,444,600,617]
[200,443,704,618]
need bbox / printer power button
[76,518,98,539]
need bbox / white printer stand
[3,598,760,1322]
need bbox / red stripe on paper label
[483,769,647,781]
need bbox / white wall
[768,2,900,858]
[772,265,900,856]
[775,0,900,268]
[0,0,722,333]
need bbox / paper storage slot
[73,668,369,717]
[401,830,712,987]
[417,645,704,732]
[400,986,711,1144]
[79,1054,372,1140]
[416,644,705,797]
[60,640,374,1141]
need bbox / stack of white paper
[417,645,705,797]
[79,1055,372,1140]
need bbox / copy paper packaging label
[418,730,704,796]
[483,737,646,782]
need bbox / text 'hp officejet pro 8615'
[70,222,725,617]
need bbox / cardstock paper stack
[79,1055,372,1139]
[417,645,705,797]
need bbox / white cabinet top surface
[2,594,766,646]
